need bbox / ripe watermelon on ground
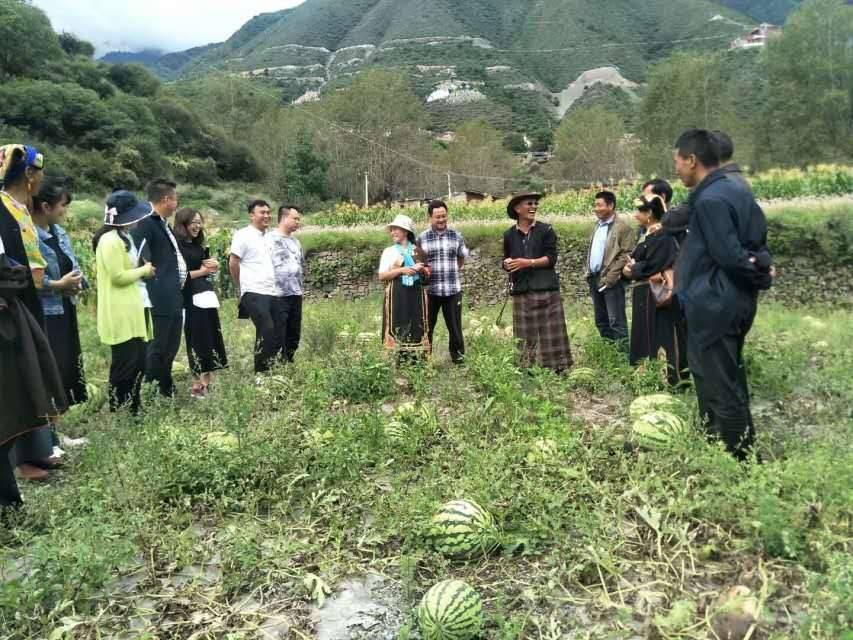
[418,579,484,640]
[525,438,560,465]
[631,411,687,449]
[384,419,408,442]
[567,367,596,388]
[428,499,498,559]
[629,394,688,420]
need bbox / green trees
[445,120,518,195]
[276,129,329,209]
[763,0,853,165]
[552,107,633,183]
[0,0,62,79]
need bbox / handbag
[649,268,675,308]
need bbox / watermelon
[629,394,688,420]
[631,411,686,449]
[204,431,239,451]
[384,419,408,442]
[525,438,560,465]
[418,579,484,640]
[567,367,596,388]
[429,499,498,559]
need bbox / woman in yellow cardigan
[93,191,155,414]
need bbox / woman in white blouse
[377,214,430,359]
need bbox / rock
[711,586,760,640]
[311,573,406,640]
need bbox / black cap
[104,190,153,227]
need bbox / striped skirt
[382,279,430,354]
[512,290,573,372]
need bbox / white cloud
[32,0,306,55]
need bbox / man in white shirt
[228,199,285,373]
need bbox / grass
[0,296,850,638]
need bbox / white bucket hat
[387,214,415,235]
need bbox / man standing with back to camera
[673,128,773,460]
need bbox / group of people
[1,126,771,509]
[0,154,238,507]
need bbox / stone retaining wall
[302,247,852,307]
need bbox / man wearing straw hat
[502,193,573,372]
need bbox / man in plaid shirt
[417,201,470,364]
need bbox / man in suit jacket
[674,129,772,460]
[131,179,187,397]
[585,190,635,347]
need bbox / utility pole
[447,172,452,200]
[364,171,369,208]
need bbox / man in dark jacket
[674,129,772,460]
[131,179,187,397]
[713,130,752,192]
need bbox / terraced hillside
[110,0,803,138]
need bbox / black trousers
[111,338,147,414]
[145,312,183,397]
[1,440,22,508]
[427,293,465,363]
[688,324,755,460]
[588,274,628,346]
[242,293,302,373]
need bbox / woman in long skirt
[377,214,430,359]
[624,195,689,387]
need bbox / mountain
[100,48,166,66]
[105,0,806,137]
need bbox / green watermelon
[384,419,409,442]
[525,438,560,465]
[631,411,686,449]
[418,579,484,640]
[567,367,596,388]
[204,431,239,451]
[429,499,498,559]
[629,394,688,420]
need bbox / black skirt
[382,279,430,353]
[629,282,689,386]
[45,298,87,406]
[184,305,228,375]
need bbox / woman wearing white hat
[378,214,430,358]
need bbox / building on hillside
[730,24,782,50]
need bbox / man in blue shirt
[585,190,634,348]
[417,200,469,364]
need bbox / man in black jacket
[673,129,772,460]
[132,179,187,397]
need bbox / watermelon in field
[418,579,484,640]
[567,367,596,389]
[429,499,498,559]
[384,419,408,442]
[525,438,560,465]
[631,411,686,449]
[203,431,239,451]
[629,394,688,420]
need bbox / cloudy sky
[33,0,306,55]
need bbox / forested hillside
[0,0,261,193]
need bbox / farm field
[1,295,850,639]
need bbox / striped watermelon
[429,499,498,559]
[567,367,596,388]
[418,579,484,640]
[631,411,686,449]
[629,394,688,420]
[525,438,560,465]
[384,419,409,442]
